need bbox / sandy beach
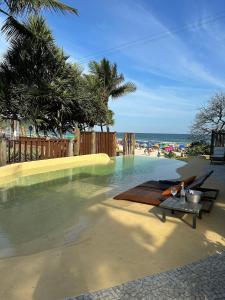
[135,148,159,157]
[0,157,224,300]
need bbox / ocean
[116,132,191,145]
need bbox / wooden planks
[78,132,116,157]
[6,137,71,164]
[93,132,116,157]
[123,133,135,155]
[6,132,118,164]
[211,130,225,154]
[79,132,93,155]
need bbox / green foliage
[88,58,136,103]
[87,58,136,131]
[0,0,78,40]
[164,151,177,159]
[187,142,211,156]
[0,17,131,136]
[191,92,225,142]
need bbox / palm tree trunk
[59,127,63,138]
[34,121,39,137]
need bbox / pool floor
[1,156,224,300]
[0,156,185,258]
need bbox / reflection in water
[0,156,185,258]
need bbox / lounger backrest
[187,171,213,189]
[213,147,225,157]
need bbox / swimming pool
[0,156,185,258]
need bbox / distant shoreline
[116,132,191,145]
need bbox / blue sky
[1,0,225,133]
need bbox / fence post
[123,133,135,155]
[123,133,127,155]
[131,133,136,155]
[112,132,117,157]
[74,128,80,156]
[91,132,96,154]
[68,139,74,156]
[210,131,214,155]
[0,138,7,166]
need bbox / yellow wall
[0,154,111,184]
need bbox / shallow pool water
[0,156,186,258]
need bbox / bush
[164,151,177,159]
[187,142,210,156]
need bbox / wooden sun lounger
[210,147,225,164]
[114,171,217,212]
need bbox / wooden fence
[6,137,71,164]
[210,131,225,154]
[123,133,135,155]
[79,132,117,157]
[1,131,117,165]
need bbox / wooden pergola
[211,130,225,148]
[210,130,225,163]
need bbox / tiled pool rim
[0,153,111,185]
[67,251,225,300]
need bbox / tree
[187,142,211,156]
[0,16,112,137]
[88,58,137,131]
[191,93,225,141]
[0,0,78,39]
[0,15,69,135]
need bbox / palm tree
[0,15,115,137]
[88,58,137,131]
[0,0,78,39]
[0,15,70,135]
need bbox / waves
[117,132,191,145]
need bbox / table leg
[193,214,197,229]
[198,211,202,219]
[162,209,166,222]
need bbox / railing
[79,132,93,155]
[7,137,71,164]
[79,132,117,157]
[0,130,137,166]
[0,132,117,165]
[96,132,117,157]
[210,130,225,154]
[123,133,135,155]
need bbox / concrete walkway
[68,251,225,300]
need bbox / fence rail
[79,132,93,155]
[123,133,135,155]
[2,131,117,165]
[210,130,225,154]
[79,132,116,157]
[7,137,70,164]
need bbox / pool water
[0,156,185,258]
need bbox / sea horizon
[116,132,191,145]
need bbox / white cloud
[109,80,199,120]
[96,1,225,88]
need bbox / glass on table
[171,186,177,198]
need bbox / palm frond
[111,82,137,99]
[5,0,78,16]
[89,61,100,76]
[1,16,33,40]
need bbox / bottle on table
[180,181,186,199]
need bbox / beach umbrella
[153,144,160,149]
[164,146,173,151]
[179,144,185,149]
